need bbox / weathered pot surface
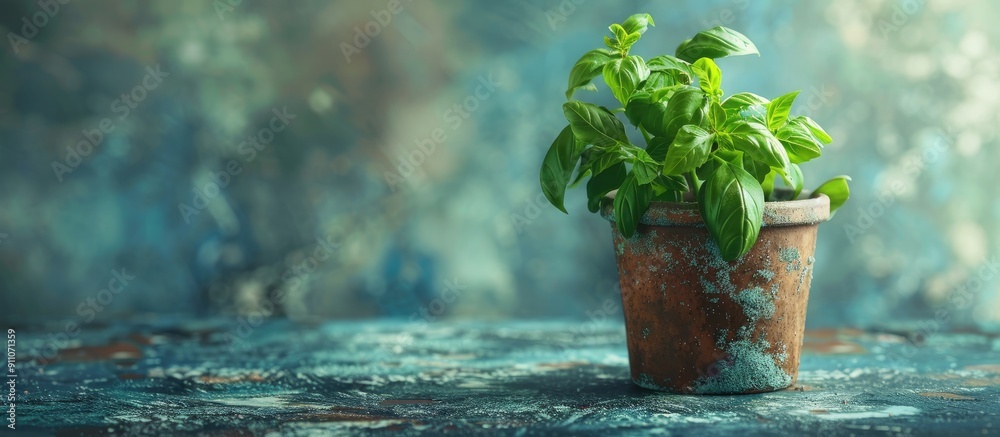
[600,192,830,394]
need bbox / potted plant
[540,14,851,394]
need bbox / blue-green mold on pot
[603,191,831,394]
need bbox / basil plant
[540,13,850,261]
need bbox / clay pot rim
[600,190,831,227]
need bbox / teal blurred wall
[1,0,998,328]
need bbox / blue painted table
[8,319,1000,435]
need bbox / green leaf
[694,148,738,180]
[645,136,671,162]
[662,125,715,175]
[589,146,628,175]
[647,55,694,76]
[649,84,687,102]
[710,101,727,131]
[624,91,651,126]
[563,101,628,147]
[651,174,688,202]
[653,189,683,202]
[642,87,710,140]
[566,49,615,100]
[780,163,804,199]
[721,92,768,124]
[777,117,823,163]
[637,102,668,136]
[766,90,800,131]
[714,130,733,150]
[604,36,617,51]
[647,55,693,85]
[696,158,716,181]
[587,161,627,213]
[799,116,833,143]
[642,72,671,90]
[698,158,765,261]
[654,174,689,192]
[726,120,791,178]
[568,147,594,188]
[761,170,777,199]
[569,169,590,188]
[603,55,650,105]
[621,32,641,49]
[621,13,655,35]
[721,92,769,111]
[741,154,770,183]
[675,26,760,63]
[613,172,653,238]
[643,71,687,92]
[609,23,628,44]
[811,175,851,216]
[646,69,691,89]
[692,58,723,98]
[631,148,660,185]
[540,125,586,213]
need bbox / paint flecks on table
[11,320,1000,435]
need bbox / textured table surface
[8,319,1000,435]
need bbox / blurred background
[1,0,998,329]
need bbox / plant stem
[687,171,700,199]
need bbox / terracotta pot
[600,192,830,394]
